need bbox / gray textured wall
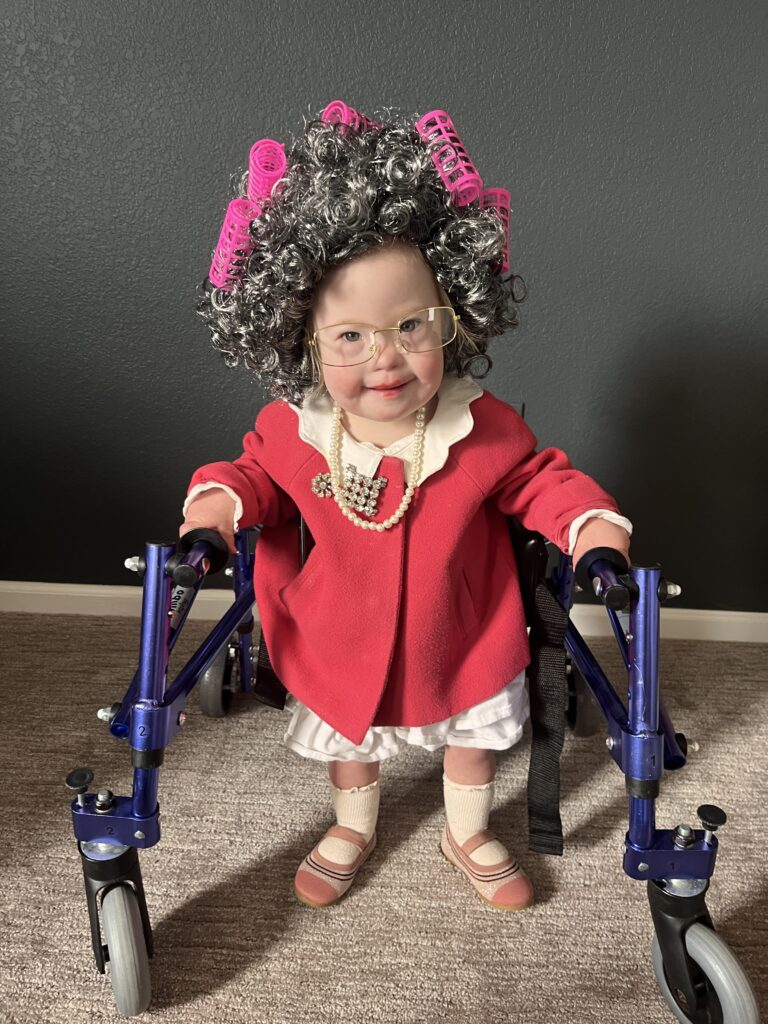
[2,1,766,611]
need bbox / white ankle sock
[443,773,509,866]
[317,779,380,865]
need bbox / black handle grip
[174,528,230,585]
[574,546,633,610]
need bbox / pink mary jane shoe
[440,824,535,912]
[294,825,377,909]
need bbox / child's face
[310,239,445,432]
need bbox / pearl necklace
[329,402,426,531]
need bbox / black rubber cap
[697,804,727,830]
[65,767,94,793]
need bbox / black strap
[526,578,569,856]
[252,632,288,710]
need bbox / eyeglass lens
[314,307,456,366]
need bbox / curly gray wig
[197,106,526,405]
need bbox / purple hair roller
[208,197,262,290]
[480,187,511,275]
[247,139,287,203]
[415,110,483,207]
[321,99,382,132]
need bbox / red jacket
[187,389,621,744]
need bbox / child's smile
[366,377,413,396]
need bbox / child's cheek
[322,368,357,410]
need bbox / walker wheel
[651,922,759,1023]
[101,884,152,1017]
[565,656,602,737]
[198,639,239,717]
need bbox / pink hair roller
[321,99,382,132]
[480,187,511,275]
[415,110,483,207]
[208,197,262,290]
[247,139,287,203]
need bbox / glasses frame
[308,305,461,367]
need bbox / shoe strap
[461,829,500,857]
[325,825,369,851]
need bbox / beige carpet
[1,611,765,1023]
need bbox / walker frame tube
[70,531,257,850]
[553,555,719,884]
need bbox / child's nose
[371,330,405,368]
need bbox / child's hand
[179,488,238,555]
[571,518,631,573]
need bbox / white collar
[288,374,483,485]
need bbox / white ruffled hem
[281,670,530,763]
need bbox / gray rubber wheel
[565,656,602,737]
[651,921,759,1023]
[101,885,151,1017]
[198,642,237,717]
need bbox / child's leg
[443,744,496,785]
[294,758,381,908]
[441,745,534,910]
[317,759,381,864]
[329,759,380,788]
[442,745,510,865]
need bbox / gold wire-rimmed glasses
[308,306,460,367]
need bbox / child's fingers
[180,491,238,555]
[178,519,208,540]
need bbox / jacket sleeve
[490,438,621,554]
[185,407,298,529]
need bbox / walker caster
[651,922,758,1022]
[101,884,152,1016]
[198,639,239,717]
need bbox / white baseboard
[0,581,228,621]
[0,581,765,642]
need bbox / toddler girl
[180,102,632,911]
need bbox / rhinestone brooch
[312,464,388,517]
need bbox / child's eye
[399,317,422,334]
[340,330,363,343]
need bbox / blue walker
[65,521,759,1020]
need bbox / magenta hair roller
[481,187,511,275]
[415,110,483,207]
[321,99,382,132]
[208,197,262,290]
[247,139,287,203]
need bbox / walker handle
[573,547,634,610]
[172,528,230,586]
